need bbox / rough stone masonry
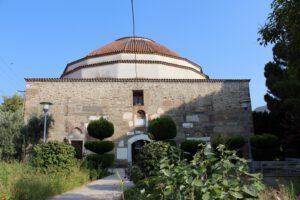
[24,78,252,164]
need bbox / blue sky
[0,0,272,109]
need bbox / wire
[0,57,23,81]
[0,57,24,93]
[131,0,138,80]
[131,0,136,38]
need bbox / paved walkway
[50,168,132,200]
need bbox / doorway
[71,140,83,159]
[131,140,149,164]
[127,134,151,163]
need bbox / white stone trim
[127,134,152,163]
[67,53,201,72]
[76,63,203,79]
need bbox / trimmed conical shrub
[84,117,115,170]
[147,116,177,140]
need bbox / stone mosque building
[24,37,252,164]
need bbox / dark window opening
[132,140,149,164]
[137,110,146,119]
[71,140,83,159]
[133,90,144,106]
[136,110,146,127]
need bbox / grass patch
[259,183,298,200]
[0,161,89,200]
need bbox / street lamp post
[40,102,52,143]
[240,99,253,172]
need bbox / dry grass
[0,161,89,200]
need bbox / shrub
[164,139,177,147]
[285,134,300,158]
[87,118,114,140]
[124,176,166,200]
[226,135,246,150]
[126,165,145,184]
[180,140,206,155]
[126,144,265,199]
[86,153,115,169]
[32,141,76,174]
[147,116,177,140]
[137,141,179,177]
[84,141,114,154]
[212,134,245,157]
[251,134,281,160]
[85,117,115,170]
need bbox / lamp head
[40,102,53,112]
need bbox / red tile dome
[61,36,208,79]
[87,37,181,58]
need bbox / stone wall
[24,79,252,162]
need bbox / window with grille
[133,90,144,106]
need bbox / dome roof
[88,37,180,58]
[61,37,208,79]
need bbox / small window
[133,90,144,106]
[136,110,146,127]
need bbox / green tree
[21,115,54,146]
[252,111,283,137]
[0,95,24,160]
[0,94,23,112]
[0,110,23,160]
[259,0,300,149]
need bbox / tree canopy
[0,95,24,160]
[21,115,54,146]
[0,110,23,160]
[259,0,300,137]
[0,94,23,112]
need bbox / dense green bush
[180,140,206,155]
[251,134,279,148]
[87,118,114,140]
[32,141,76,174]
[137,141,179,177]
[125,144,265,200]
[251,134,281,160]
[0,110,23,161]
[84,141,114,154]
[212,134,246,157]
[226,135,246,150]
[124,176,166,200]
[163,139,177,147]
[285,134,300,158]
[86,153,115,169]
[85,117,115,172]
[147,116,177,140]
[126,165,145,184]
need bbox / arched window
[136,110,146,127]
[73,127,82,134]
[137,110,146,119]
